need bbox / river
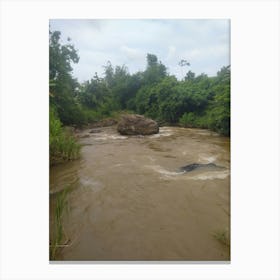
[50,126,230,261]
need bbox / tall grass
[49,188,70,260]
[50,107,80,166]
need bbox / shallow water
[50,126,230,261]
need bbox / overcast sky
[50,19,230,82]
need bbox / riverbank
[67,114,229,137]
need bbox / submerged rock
[79,134,91,138]
[89,129,102,133]
[117,114,159,135]
[179,163,223,173]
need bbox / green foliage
[78,61,145,118]
[179,113,210,129]
[79,74,111,110]
[49,31,79,80]
[207,66,230,135]
[179,112,196,127]
[178,68,230,135]
[82,108,103,122]
[50,187,71,260]
[134,72,221,125]
[49,29,230,136]
[143,54,167,85]
[49,107,80,166]
[185,70,195,81]
[49,30,85,126]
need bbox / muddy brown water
[50,126,230,261]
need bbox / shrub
[179,112,196,127]
[50,107,80,166]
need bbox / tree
[103,61,114,88]
[185,70,195,81]
[143,54,167,85]
[178,59,190,67]
[49,30,84,125]
[178,59,190,79]
[49,30,79,81]
[147,54,158,67]
[207,65,230,135]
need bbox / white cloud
[166,45,176,61]
[120,45,144,60]
[50,19,230,81]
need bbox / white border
[0,0,279,279]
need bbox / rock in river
[179,163,224,173]
[117,114,159,135]
[89,129,102,133]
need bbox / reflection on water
[50,126,230,261]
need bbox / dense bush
[49,107,80,166]
[179,112,196,127]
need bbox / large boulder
[117,114,159,135]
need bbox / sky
[50,19,230,82]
